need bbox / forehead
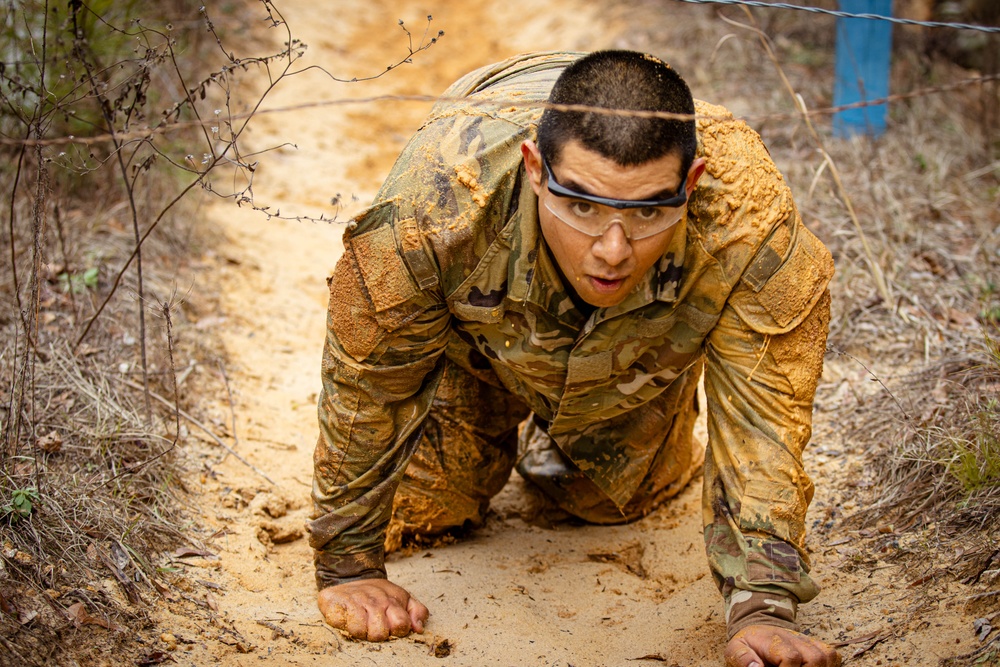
[551,140,685,201]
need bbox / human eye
[568,200,599,218]
[634,206,664,222]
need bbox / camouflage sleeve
[702,212,834,639]
[307,213,450,590]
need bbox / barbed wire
[673,0,1000,33]
[1,70,996,149]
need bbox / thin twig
[71,3,153,426]
[119,379,276,486]
[217,361,239,465]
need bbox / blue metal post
[833,0,893,138]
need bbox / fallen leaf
[975,617,994,642]
[66,602,122,631]
[0,589,16,615]
[136,651,175,665]
[37,430,62,453]
[152,579,178,602]
[206,591,218,612]
[171,547,217,559]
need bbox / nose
[591,222,633,267]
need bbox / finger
[343,600,370,640]
[365,605,392,642]
[724,640,764,667]
[407,596,430,633]
[318,589,356,633]
[384,602,412,638]
[771,633,808,667]
[318,596,347,630]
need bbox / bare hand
[317,579,429,641]
[725,625,841,667]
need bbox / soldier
[309,50,840,667]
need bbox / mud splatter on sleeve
[308,228,450,590]
[693,105,835,636]
[305,53,577,590]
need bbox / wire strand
[1,71,996,149]
[672,0,1000,33]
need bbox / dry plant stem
[731,6,894,310]
[71,7,153,427]
[6,69,1000,153]
[7,131,30,339]
[74,2,303,349]
[52,204,77,325]
[26,139,48,492]
[119,379,276,486]
[828,345,912,421]
[217,361,239,465]
[73,173,204,352]
[98,301,184,487]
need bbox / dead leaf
[110,541,130,572]
[37,430,62,453]
[0,589,16,615]
[171,547,217,559]
[98,545,141,604]
[152,579,178,602]
[206,591,218,612]
[136,651,175,665]
[65,602,122,631]
[627,655,678,664]
[975,617,994,642]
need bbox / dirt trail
[155,1,979,665]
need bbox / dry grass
[0,2,279,663]
[851,340,1000,531]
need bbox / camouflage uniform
[309,52,834,638]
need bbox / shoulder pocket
[729,219,834,335]
[347,205,427,332]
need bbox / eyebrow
[559,176,681,202]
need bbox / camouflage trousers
[388,333,704,544]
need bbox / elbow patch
[730,218,834,335]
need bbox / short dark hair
[537,50,696,175]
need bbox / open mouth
[589,276,626,292]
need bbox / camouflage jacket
[309,52,835,637]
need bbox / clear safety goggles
[542,157,688,240]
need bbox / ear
[685,157,706,198]
[521,140,544,196]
